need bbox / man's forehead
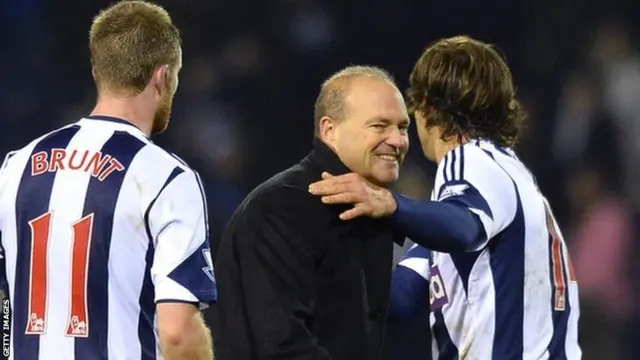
[345,77,404,108]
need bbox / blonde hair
[89,1,182,95]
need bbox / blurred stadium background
[3,0,639,359]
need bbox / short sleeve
[0,151,15,173]
[435,145,517,246]
[147,169,217,309]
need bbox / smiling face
[321,76,410,186]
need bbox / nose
[386,128,408,151]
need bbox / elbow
[158,319,213,360]
[458,213,486,252]
[439,202,486,252]
[157,302,213,359]
[159,325,192,347]
[451,225,482,252]
[159,321,200,352]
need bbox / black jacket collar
[307,138,352,176]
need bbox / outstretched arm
[390,193,485,252]
[308,147,517,253]
[308,173,487,253]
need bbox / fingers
[309,177,354,195]
[340,206,367,220]
[309,182,350,196]
[320,193,354,205]
[309,172,373,221]
[309,173,363,195]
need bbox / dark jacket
[211,140,404,360]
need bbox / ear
[319,116,336,143]
[151,64,170,96]
[414,108,426,123]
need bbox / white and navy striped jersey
[397,140,581,360]
[0,116,217,360]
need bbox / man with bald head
[213,66,409,359]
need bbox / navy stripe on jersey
[433,309,458,360]
[193,172,210,239]
[449,251,482,294]
[13,125,80,360]
[547,237,571,359]
[74,131,145,360]
[459,147,465,180]
[139,166,184,360]
[443,147,465,182]
[488,186,525,359]
[449,148,457,181]
[476,146,526,358]
[480,147,496,161]
[442,154,450,182]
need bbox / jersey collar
[84,115,150,140]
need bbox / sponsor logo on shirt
[429,263,450,310]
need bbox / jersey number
[26,211,93,337]
[544,204,576,311]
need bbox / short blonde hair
[89,1,182,94]
[313,65,395,136]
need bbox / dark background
[3,0,640,358]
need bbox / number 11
[544,203,577,312]
[25,211,93,337]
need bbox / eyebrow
[366,117,411,125]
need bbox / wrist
[389,192,412,221]
[385,189,398,215]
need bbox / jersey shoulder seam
[143,143,194,173]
